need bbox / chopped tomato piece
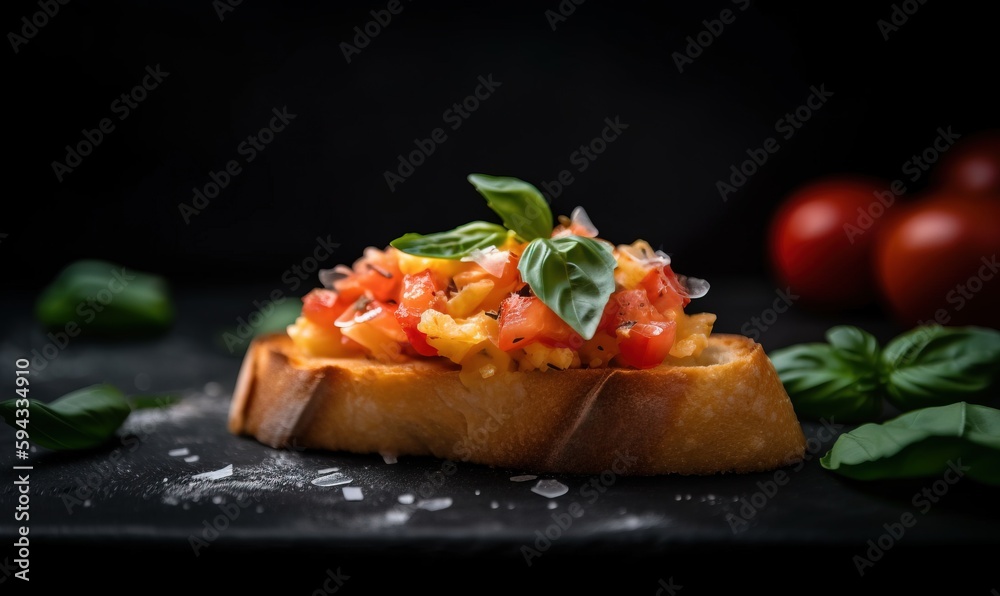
[394,270,448,356]
[596,296,622,335]
[497,294,581,351]
[639,265,690,313]
[333,247,402,303]
[616,321,677,369]
[607,288,676,367]
[336,297,406,340]
[301,288,350,329]
[610,288,667,326]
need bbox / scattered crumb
[342,487,364,501]
[192,464,233,481]
[530,479,569,498]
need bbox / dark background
[6,1,996,296]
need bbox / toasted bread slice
[228,332,806,475]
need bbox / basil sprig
[0,384,175,451]
[769,327,884,423]
[35,259,174,336]
[882,325,1000,411]
[390,173,621,339]
[770,325,1000,423]
[820,402,1000,485]
[466,173,553,242]
[390,221,511,259]
[517,237,617,340]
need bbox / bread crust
[228,333,806,475]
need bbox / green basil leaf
[882,325,1000,411]
[35,259,174,336]
[826,325,881,368]
[127,393,181,410]
[467,174,553,241]
[390,221,511,259]
[218,297,304,354]
[0,384,132,450]
[517,236,616,340]
[769,342,883,423]
[820,402,1000,485]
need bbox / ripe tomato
[615,321,677,369]
[394,270,448,356]
[332,247,402,303]
[933,129,1000,196]
[768,176,891,309]
[873,193,1000,328]
[335,296,408,361]
[497,294,580,351]
[604,289,677,368]
[638,266,689,313]
[301,288,349,328]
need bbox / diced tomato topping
[606,288,677,368]
[302,288,350,328]
[611,288,666,325]
[639,265,690,313]
[615,321,677,369]
[596,297,622,335]
[497,294,581,351]
[336,297,406,340]
[333,248,402,303]
[394,269,448,356]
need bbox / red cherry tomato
[768,176,892,309]
[873,193,1000,328]
[933,130,1000,196]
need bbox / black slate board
[2,280,998,593]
